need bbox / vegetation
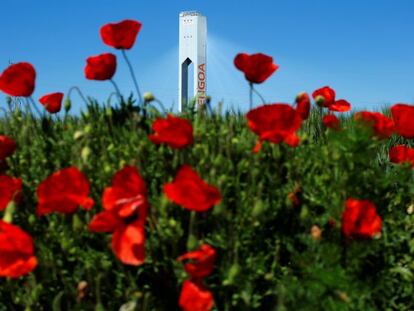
[0,97,413,311]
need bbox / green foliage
[0,100,413,311]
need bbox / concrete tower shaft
[178,11,207,112]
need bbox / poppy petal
[111,222,145,266]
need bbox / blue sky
[1,0,413,113]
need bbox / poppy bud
[5,96,12,105]
[76,281,88,302]
[186,234,198,250]
[335,291,350,303]
[2,201,16,223]
[168,218,177,228]
[311,225,322,241]
[95,303,105,311]
[105,106,113,117]
[119,301,138,311]
[106,144,115,152]
[223,263,240,286]
[143,92,155,103]
[206,95,211,104]
[28,214,36,225]
[252,199,265,218]
[83,124,92,134]
[73,131,84,141]
[72,214,83,232]
[315,95,325,108]
[64,98,71,113]
[81,146,92,162]
[104,164,112,174]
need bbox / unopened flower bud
[252,200,265,218]
[311,225,322,241]
[64,98,71,113]
[83,124,92,134]
[143,92,155,103]
[77,281,88,301]
[5,96,12,105]
[105,106,113,117]
[206,95,211,104]
[407,204,414,215]
[335,290,350,303]
[73,131,84,141]
[223,263,240,286]
[81,146,92,162]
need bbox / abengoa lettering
[197,63,206,106]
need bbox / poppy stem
[252,86,266,105]
[249,83,253,110]
[152,99,168,115]
[106,92,118,105]
[109,79,123,104]
[67,86,89,107]
[121,49,143,105]
[28,97,43,118]
[186,211,197,250]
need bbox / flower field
[0,19,414,311]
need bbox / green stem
[153,99,168,114]
[252,85,266,105]
[186,211,197,250]
[109,79,123,104]
[28,97,43,118]
[67,86,89,106]
[249,82,253,110]
[121,49,143,105]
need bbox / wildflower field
[0,19,414,311]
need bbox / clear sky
[1,0,413,113]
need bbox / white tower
[178,11,207,112]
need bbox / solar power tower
[178,11,207,112]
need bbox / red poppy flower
[0,175,22,211]
[295,92,311,120]
[312,86,351,112]
[149,114,194,149]
[84,53,116,81]
[389,145,414,168]
[341,199,382,239]
[322,114,340,130]
[0,220,37,278]
[0,135,16,161]
[0,62,36,97]
[37,167,94,216]
[390,104,414,138]
[179,280,214,311]
[178,244,216,279]
[39,92,64,114]
[246,104,303,148]
[164,165,221,212]
[234,53,279,84]
[312,86,336,107]
[100,19,142,50]
[89,166,148,265]
[330,99,351,112]
[354,111,394,139]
